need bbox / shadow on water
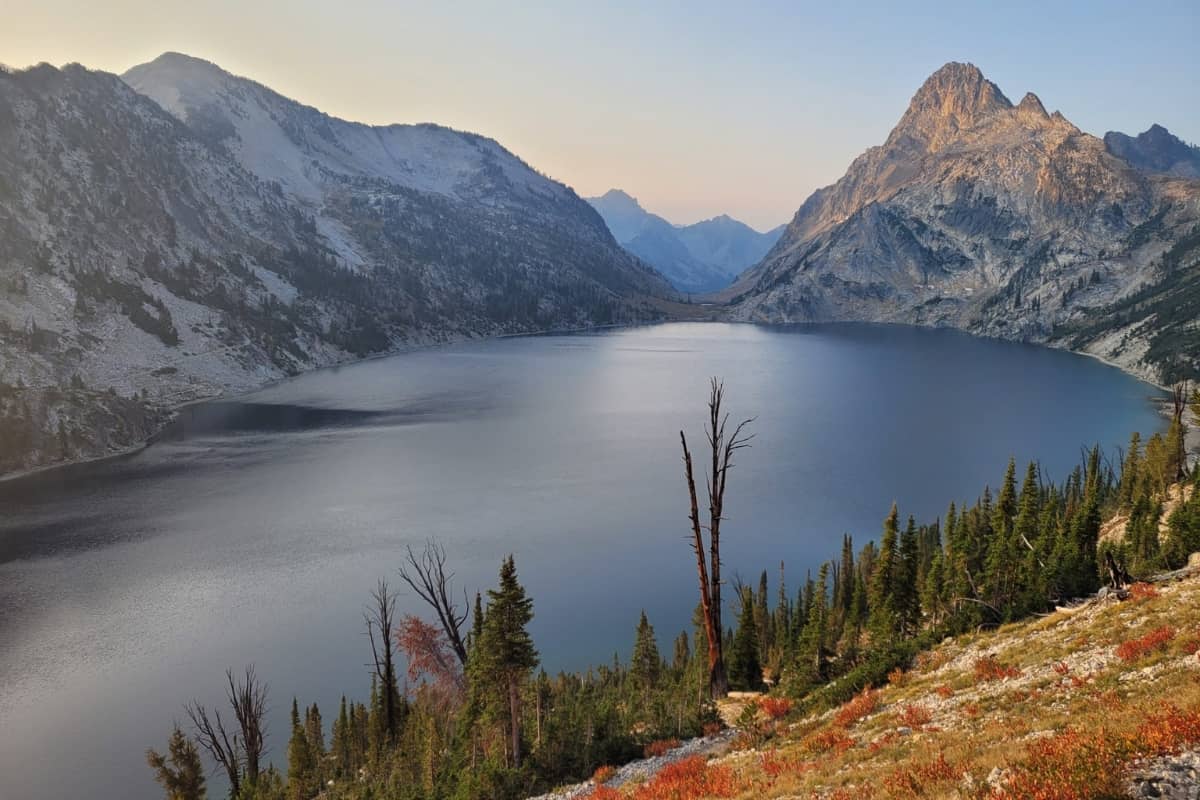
[154,401,391,441]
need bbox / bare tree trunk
[366,580,400,741]
[228,666,267,786]
[510,677,522,769]
[186,700,240,798]
[680,378,753,700]
[1172,381,1190,481]
[185,665,268,796]
[398,540,470,666]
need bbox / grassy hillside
[580,567,1200,800]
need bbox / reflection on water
[0,323,1163,800]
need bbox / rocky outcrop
[727,62,1200,383]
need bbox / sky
[3,0,1198,231]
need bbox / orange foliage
[884,752,958,799]
[887,667,907,686]
[802,728,855,755]
[701,722,723,737]
[899,703,933,728]
[1116,625,1175,663]
[833,688,880,728]
[592,765,616,784]
[1128,582,1160,601]
[583,787,623,800]
[973,655,1021,682]
[757,696,794,720]
[990,701,1200,800]
[643,738,681,758]
[935,684,953,698]
[622,756,746,800]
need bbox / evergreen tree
[895,516,920,635]
[868,503,901,643]
[473,555,539,769]
[630,611,662,694]
[728,588,762,690]
[287,698,314,800]
[793,563,829,689]
[146,726,206,800]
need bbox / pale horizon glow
[3,0,1197,230]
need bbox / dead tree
[1171,381,1190,481]
[185,665,268,796]
[398,540,470,666]
[680,378,754,699]
[366,579,401,741]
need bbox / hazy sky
[4,1,1197,230]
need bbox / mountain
[727,62,1200,383]
[586,189,783,293]
[0,56,671,475]
[1105,124,1200,178]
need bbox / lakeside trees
[148,382,1198,800]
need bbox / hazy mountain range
[1,54,1198,476]
[585,189,784,293]
[726,62,1200,384]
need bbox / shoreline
[1,317,1183,485]
[0,319,656,485]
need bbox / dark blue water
[0,322,1163,800]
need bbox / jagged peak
[890,62,1013,151]
[1017,92,1048,118]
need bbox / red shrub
[991,727,1128,800]
[1135,704,1200,755]
[626,755,746,800]
[701,722,723,737]
[1129,582,1160,601]
[935,684,954,698]
[884,753,958,798]
[899,703,933,728]
[1116,625,1175,663]
[643,738,681,758]
[757,696,794,720]
[1052,661,1070,676]
[973,655,1021,682]
[833,688,880,728]
[803,728,854,755]
[584,786,622,800]
[592,765,616,784]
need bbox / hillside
[727,62,1200,384]
[0,56,672,476]
[560,565,1200,800]
[587,189,783,293]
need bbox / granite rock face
[728,62,1200,383]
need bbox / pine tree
[630,610,662,694]
[146,726,206,800]
[728,588,762,690]
[794,563,829,688]
[868,503,900,643]
[473,555,538,769]
[287,698,314,800]
[895,515,920,636]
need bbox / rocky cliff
[727,62,1200,384]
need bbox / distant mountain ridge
[728,61,1200,383]
[0,54,672,475]
[1105,124,1200,179]
[586,189,783,293]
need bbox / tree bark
[508,675,522,769]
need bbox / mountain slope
[1106,124,1200,179]
[586,189,782,293]
[728,62,1200,383]
[0,57,671,475]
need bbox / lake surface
[0,322,1163,800]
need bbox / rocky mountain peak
[889,62,1013,152]
[1016,91,1049,118]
